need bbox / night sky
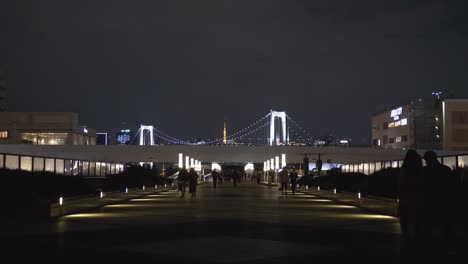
[2,0,468,144]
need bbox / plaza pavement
[2,182,465,263]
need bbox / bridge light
[178,153,183,168]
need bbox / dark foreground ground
[2,183,466,264]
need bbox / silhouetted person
[268,170,274,185]
[423,150,453,241]
[188,168,199,197]
[178,168,188,197]
[303,154,309,176]
[399,149,425,241]
[316,158,323,176]
[289,167,298,194]
[212,169,219,188]
[232,170,239,187]
[279,167,289,195]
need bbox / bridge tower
[269,110,288,146]
[139,125,155,146]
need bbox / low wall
[262,182,398,216]
[50,185,177,218]
[297,187,398,216]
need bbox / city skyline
[2,0,468,143]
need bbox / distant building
[0,67,6,111]
[116,129,134,145]
[96,132,109,145]
[0,112,96,145]
[371,98,468,151]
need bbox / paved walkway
[3,183,465,263]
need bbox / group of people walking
[398,149,461,243]
[177,168,199,197]
[279,167,299,195]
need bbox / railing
[341,152,468,175]
[0,152,124,176]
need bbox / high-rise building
[0,67,6,112]
[371,97,468,151]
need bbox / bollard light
[358,192,361,199]
[59,195,63,206]
[172,183,174,186]
[100,191,104,198]
[155,185,158,189]
[125,187,128,194]
[306,186,309,190]
[333,188,336,194]
[165,184,167,187]
[317,186,320,191]
[143,185,145,190]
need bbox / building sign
[390,107,402,120]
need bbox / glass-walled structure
[341,153,468,175]
[0,152,124,176]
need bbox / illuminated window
[0,131,8,138]
[389,122,395,128]
[396,136,402,143]
[395,121,401,127]
[21,133,68,145]
[401,118,408,126]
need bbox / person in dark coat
[289,167,298,194]
[423,150,453,241]
[188,168,199,197]
[398,149,425,241]
[212,169,219,188]
[178,168,188,197]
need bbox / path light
[143,185,145,191]
[125,187,128,194]
[155,185,158,189]
[306,186,309,190]
[172,182,174,186]
[318,186,320,191]
[358,192,361,199]
[100,191,104,198]
[165,184,167,187]
[59,195,63,205]
[334,188,336,194]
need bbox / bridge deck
[3,183,464,263]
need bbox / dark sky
[2,0,468,144]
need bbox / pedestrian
[398,149,425,241]
[289,167,298,194]
[178,168,188,197]
[188,168,199,197]
[279,167,289,195]
[212,169,219,188]
[423,150,454,241]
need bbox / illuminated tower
[223,121,227,144]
